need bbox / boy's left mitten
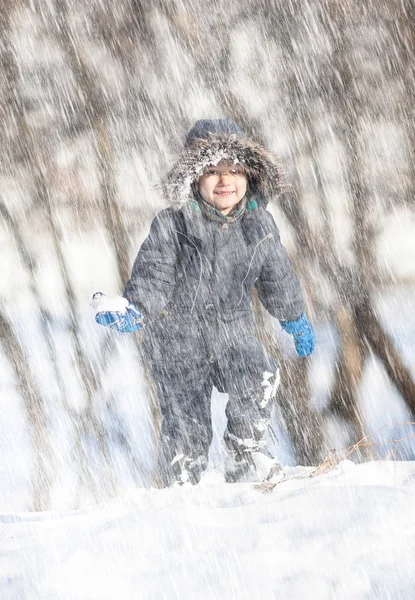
[280,312,316,357]
[91,292,144,333]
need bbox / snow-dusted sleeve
[123,209,179,319]
[254,219,306,322]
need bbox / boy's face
[198,161,248,215]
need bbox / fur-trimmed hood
[163,120,284,210]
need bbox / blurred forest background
[0,0,414,511]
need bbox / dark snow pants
[151,336,280,486]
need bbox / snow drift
[1,460,415,599]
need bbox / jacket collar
[179,197,268,247]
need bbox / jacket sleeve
[123,209,179,319]
[254,217,306,322]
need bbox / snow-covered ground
[0,258,414,598]
[1,460,415,599]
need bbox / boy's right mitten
[91,292,144,333]
[280,312,316,357]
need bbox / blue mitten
[280,312,316,357]
[91,293,144,333]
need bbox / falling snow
[0,0,415,598]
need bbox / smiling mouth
[215,191,235,196]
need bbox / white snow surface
[2,460,415,599]
[90,293,129,314]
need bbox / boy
[93,119,315,486]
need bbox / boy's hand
[280,312,316,357]
[91,292,144,333]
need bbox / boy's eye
[206,169,219,176]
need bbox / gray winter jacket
[124,198,305,365]
[124,120,305,365]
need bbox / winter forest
[1,0,415,519]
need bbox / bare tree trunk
[2,0,117,501]
[95,116,163,479]
[0,313,52,510]
[355,298,415,415]
[279,358,326,465]
[41,165,117,501]
[0,0,55,509]
[385,0,415,207]
[329,306,366,423]
[291,108,371,451]
[327,3,415,420]
[95,117,131,285]
[0,201,69,409]
[53,0,162,486]
[328,305,373,459]
[279,182,415,423]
